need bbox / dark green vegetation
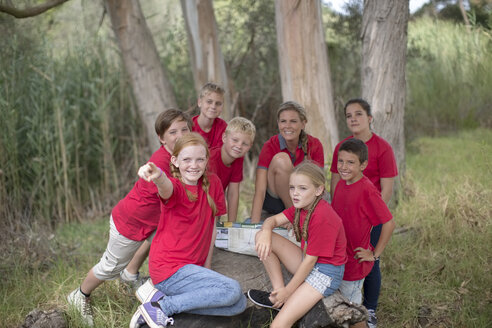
[1,1,491,327]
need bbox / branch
[0,0,69,19]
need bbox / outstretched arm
[138,162,173,200]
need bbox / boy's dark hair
[339,138,368,164]
[155,109,192,137]
[344,98,372,117]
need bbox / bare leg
[80,269,104,295]
[125,240,151,275]
[271,283,323,328]
[256,231,302,291]
[267,153,294,209]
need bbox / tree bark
[180,0,236,120]
[274,0,339,157]
[0,0,68,18]
[361,0,409,185]
[105,0,178,151]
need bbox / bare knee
[270,153,293,173]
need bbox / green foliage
[382,129,492,327]
[0,16,144,234]
[406,17,492,140]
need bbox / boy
[331,138,395,328]
[192,82,228,148]
[208,117,255,222]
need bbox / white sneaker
[67,288,94,326]
[367,309,378,328]
[135,279,165,304]
[129,308,147,328]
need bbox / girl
[131,133,246,328]
[329,98,398,328]
[247,161,347,328]
[250,101,324,223]
[67,109,191,327]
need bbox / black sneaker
[247,289,281,311]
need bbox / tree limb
[0,0,69,19]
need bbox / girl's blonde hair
[291,161,326,244]
[170,133,217,216]
[277,101,309,157]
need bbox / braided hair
[277,101,309,158]
[289,161,326,246]
[170,132,218,216]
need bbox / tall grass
[0,24,145,265]
[406,18,492,140]
[380,129,492,327]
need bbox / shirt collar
[278,134,301,151]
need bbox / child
[331,138,395,328]
[208,117,255,222]
[329,98,398,328]
[192,82,228,148]
[250,101,324,223]
[247,161,347,328]
[130,133,246,327]
[67,109,191,327]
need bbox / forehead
[225,130,252,142]
[345,103,366,114]
[167,119,189,130]
[202,91,224,101]
[278,109,301,120]
[289,173,313,185]
[338,150,360,161]
[178,145,207,157]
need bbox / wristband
[372,251,380,261]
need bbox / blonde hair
[277,101,309,157]
[225,117,256,143]
[199,82,225,98]
[291,161,326,245]
[170,133,217,216]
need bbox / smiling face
[159,119,191,153]
[345,103,372,136]
[289,173,324,211]
[222,131,252,161]
[337,150,367,185]
[171,144,208,185]
[197,92,224,120]
[278,109,306,143]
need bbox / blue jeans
[363,224,382,311]
[155,264,247,316]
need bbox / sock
[120,268,139,282]
[79,287,90,298]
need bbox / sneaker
[367,309,378,328]
[121,272,151,293]
[135,279,165,303]
[139,301,174,327]
[129,308,148,328]
[247,289,281,311]
[67,288,94,327]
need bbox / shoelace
[82,297,93,316]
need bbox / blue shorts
[305,263,345,297]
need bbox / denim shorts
[305,263,344,297]
[339,279,365,304]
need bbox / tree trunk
[361,0,408,185]
[105,0,178,151]
[180,0,236,121]
[274,0,339,157]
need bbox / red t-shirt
[192,115,227,149]
[257,134,324,170]
[330,133,398,192]
[149,174,226,284]
[111,146,171,241]
[331,176,393,281]
[283,200,347,266]
[207,146,243,190]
